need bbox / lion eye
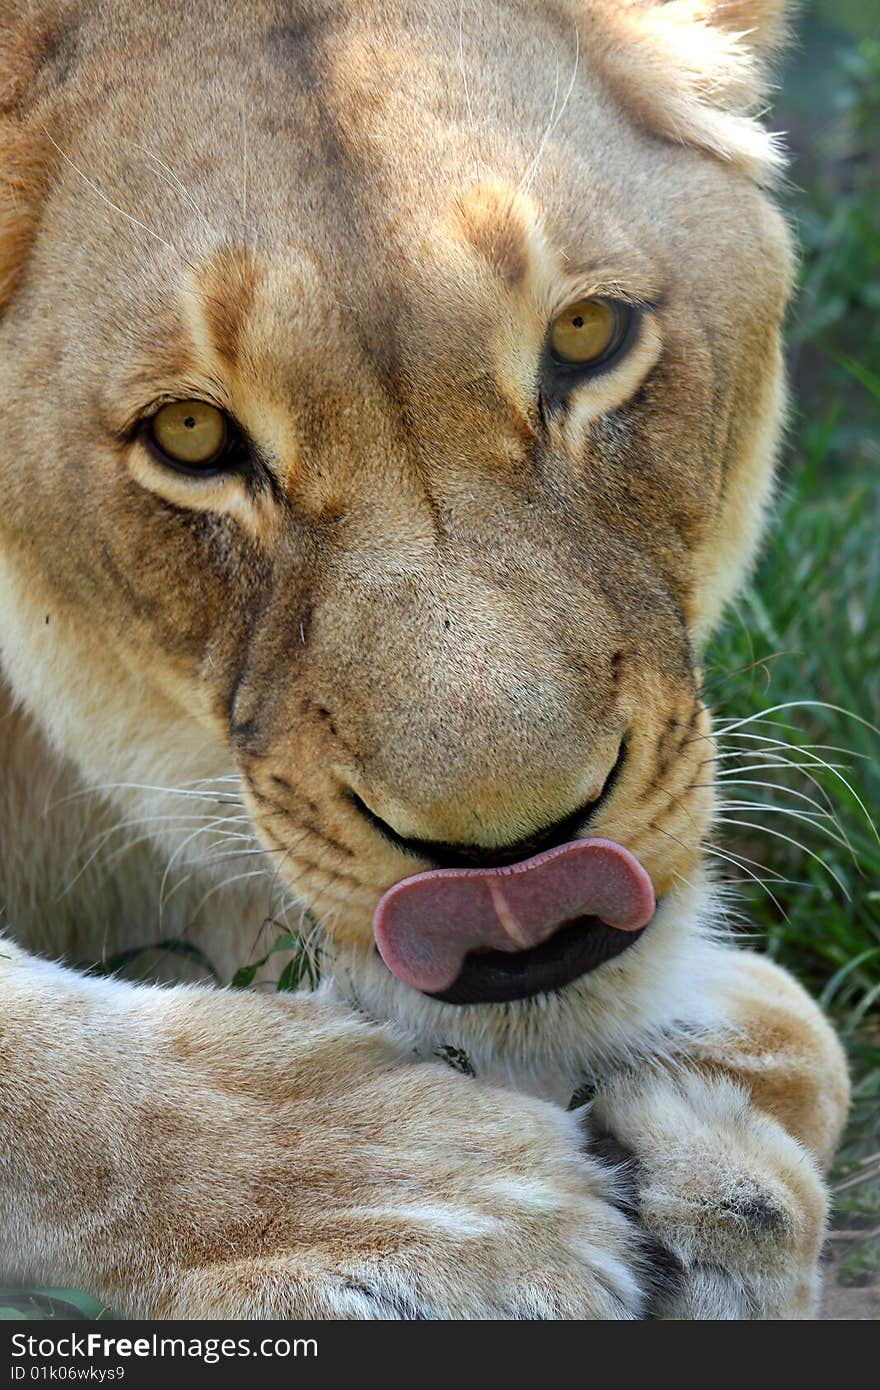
[148,400,228,468]
[548,298,627,368]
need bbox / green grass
[704,438,880,1281]
[706,435,879,1023]
[702,8,880,1284]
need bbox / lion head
[0,0,793,1054]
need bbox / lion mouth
[372,838,655,1005]
[427,916,649,1004]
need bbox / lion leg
[590,949,849,1319]
[0,938,646,1319]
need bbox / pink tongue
[373,837,655,994]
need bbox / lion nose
[348,740,627,869]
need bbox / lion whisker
[517,22,580,197]
[701,844,792,918]
[713,735,877,841]
[706,778,839,814]
[705,839,803,885]
[715,735,869,760]
[714,757,849,773]
[185,867,275,924]
[130,141,217,236]
[716,785,855,854]
[49,781,244,811]
[715,699,880,740]
[40,129,193,265]
[715,817,851,898]
[716,800,847,831]
[458,0,476,130]
[87,825,254,884]
[58,811,248,899]
[158,814,259,926]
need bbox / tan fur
[0,0,848,1318]
[572,0,790,179]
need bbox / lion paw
[139,1062,649,1319]
[589,1071,828,1319]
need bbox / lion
[0,0,850,1319]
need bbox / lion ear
[586,0,794,180]
[0,2,67,313]
[657,0,793,98]
[693,0,791,56]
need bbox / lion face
[0,0,793,1010]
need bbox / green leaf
[232,931,320,991]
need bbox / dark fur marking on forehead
[34,14,82,94]
[454,185,531,289]
[0,6,81,113]
[198,246,257,374]
[263,9,373,243]
[266,6,340,67]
